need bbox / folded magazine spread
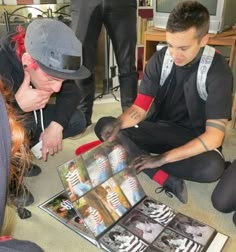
[39,140,229,252]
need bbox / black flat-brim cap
[36,61,90,80]
[25,18,90,80]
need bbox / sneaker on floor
[9,185,34,207]
[24,164,42,177]
[155,175,188,204]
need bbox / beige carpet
[10,94,236,252]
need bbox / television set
[153,0,236,34]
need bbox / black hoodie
[0,33,80,132]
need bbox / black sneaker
[86,120,92,127]
[9,185,34,207]
[233,211,236,226]
[155,175,188,204]
[17,207,32,219]
[24,164,41,177]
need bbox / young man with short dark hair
[95,1,233,204]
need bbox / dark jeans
[96,117,225,183]
[29,104,86,147]
[70,0,138,123]
[211,159,236,213]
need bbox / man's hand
[15,71,52,112]
[40,121,63,161]
[132,154,165,173]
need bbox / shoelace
[155,186,173,198]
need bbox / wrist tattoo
[128,109,141,120]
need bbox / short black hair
[130,214,156,225]
[68,161,75,169]
[74,216,81,223]
[130,215,144,224]
[167,1,209,39]
[109,231,122,241]
[143,199,156,206]
[161,235,170,245]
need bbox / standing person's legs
[104,0,138,110]
[211,159,236,225]
[70,0,104,125]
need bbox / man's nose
[170,49,181,60]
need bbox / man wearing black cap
[0,18,90,207]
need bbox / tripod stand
[94,29,120,101]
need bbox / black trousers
[29,104,87,147]
[96,117,225,183]
[211,159,236,213]
[70,0,138,123]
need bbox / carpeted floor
[11,93,236,252]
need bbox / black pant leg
[160,151,225,182]
[70,0,103,124]
[123,121,224,182]
[123,120,196,154]
[211,159,236,213]
[95,117,196,157]
[104,0,138,110]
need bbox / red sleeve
[0,236,12,241]
[133,93,154,111]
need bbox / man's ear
[21,53,37,69]
[22,52,31,65]
[200,33,209,47]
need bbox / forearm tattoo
[198,137,209,151]
[128,108,142,120]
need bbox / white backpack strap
[213,148,224,159]
[197,45,215,101]
[160,48,173,86]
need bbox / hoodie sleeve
[52,79,80,129]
